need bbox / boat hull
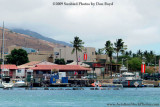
[2,82,14,88]
[113,80,143,87]
[14,81,27,87]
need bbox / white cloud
[0,0,160,53]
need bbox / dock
[50,83,71,87]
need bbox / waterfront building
[53,46,96,63]
[30,64,90,79]
[0,64,17,79]
[17,61,56,78]
[7,45,54,62]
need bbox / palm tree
[114,39,124,72]
[149,50,155,65]
[71,36,84,65]
[137,49,143,58]
[114,39,124,62]
[129,50,132,57]
[96,48,103,55]
[125,51,129,56]
[104,40,114,77]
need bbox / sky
[0,0,160,54]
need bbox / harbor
[0,87,160,107]
[0,0,160,106]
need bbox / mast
[2,21,4,75]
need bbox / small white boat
[1,76,14,88]
[14,80,26,87]
[2,82,14,88]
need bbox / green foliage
[128,57,141,71]
[104,40,114,63]
[6,49,29,65]
[114,39,125,63]
[96,48,103,55]
[55,58,66,65]
[143,50,155,66]
[71,36,84,54]
[111,60,116,64]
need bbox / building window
[92,52,94,55]
[54,52,59,55]
[17,70,21,73]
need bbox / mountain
[0,27,64,52]
[11,29,72,47]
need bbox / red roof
[0,64,17,69]
[31,65,90,71]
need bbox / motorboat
[14,80,26,87]
[1,76,14,88]
[113,72,143,87]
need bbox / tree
[114,39,124,63]
[55,58,66,65]
[71,36,84,65]
[96,48,103,55]
[6,49,29,65]
[128,57,141,71]
[104,40,114,77]
[143,50,155,66]
[137,49,143,58]
[125,51,129,56]
[129,50,132,57]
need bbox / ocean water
[0,87,159,107]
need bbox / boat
[113,65,143,87]
[113,72,143,87]
[14,80,26,87]
[1,76,14,88]
[0,22,14,88]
